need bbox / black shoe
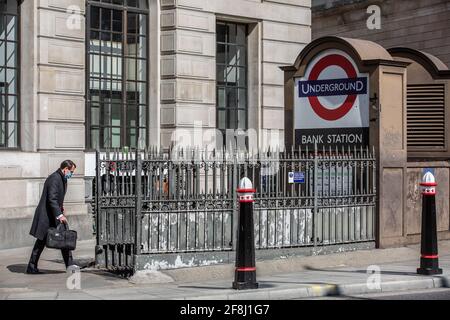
[26,265,43,274]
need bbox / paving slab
[1,240,449,300]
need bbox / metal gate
[94,146,376,271]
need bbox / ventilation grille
[407,84,446,149]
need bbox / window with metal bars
[407,84,446,151]
[216,21,248,135]
[0,0,19,149]
[86,0,148,150]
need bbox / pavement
[303,288,450,300]
[0,239,449,300]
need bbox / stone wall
[0,0,93,249]
[312,0,450,67]
[159,0,311,149]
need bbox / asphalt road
[302,288,450,300]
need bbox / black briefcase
[46,223,77,250]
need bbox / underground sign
[294,49,370,149]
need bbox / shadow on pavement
[44,258,95,269]
[178,282,277,290]
[177,285,231,290]
[6,264,129,280]
[7,264,65,274]
[259,280,336,286]
[81,269,131,280]
[304,266,418,276]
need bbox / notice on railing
[288,172,305,184]
[310,164,354,196]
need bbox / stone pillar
[149,0,161,147]
[374,63,409,248]
[260,20,310,149]
[160,0,216,149]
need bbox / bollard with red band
[417,171,443,275]
[232,177,259,290]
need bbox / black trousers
[28,236,73,269]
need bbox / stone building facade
[0,0,311,249]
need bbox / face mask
[65,171,73,180]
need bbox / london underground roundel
[308,54,358,121]
[294,49,370,148]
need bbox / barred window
[0,0,19,149]
[216,21,248,134]
[87,0,148,150]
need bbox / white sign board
[294,49,370,148]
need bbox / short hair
[60,160,77,170]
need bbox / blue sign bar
[294,172,305,183]
[298,77,368,98]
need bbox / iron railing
[95,146,376,269]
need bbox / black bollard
[233,177,259,290]
[417,171,443,275]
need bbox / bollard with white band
[232,177,259,290]
[417,171,443,275]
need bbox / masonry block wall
[312,0,450,67]
[159,0,311,150]
[0,0,92,249]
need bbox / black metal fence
[95,146,376,270]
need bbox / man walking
[27,160,78,274]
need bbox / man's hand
[58,215,68,224]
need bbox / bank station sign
[294,49,370,149]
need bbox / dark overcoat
[29,170,67,240]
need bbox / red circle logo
[308,54,357,121]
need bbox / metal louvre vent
[407,84,446,149]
